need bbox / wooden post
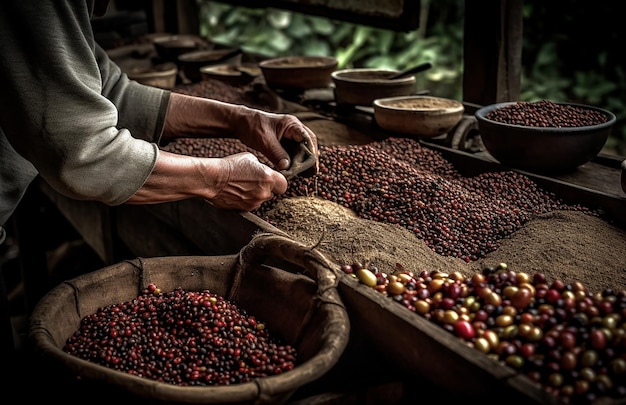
[149,0,199,34]
[463,0,523,106]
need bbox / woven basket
[29,233,350,404]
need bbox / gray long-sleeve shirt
[0,1,171,226]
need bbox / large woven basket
[29,233,350,404]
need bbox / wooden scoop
[387,62,433,80]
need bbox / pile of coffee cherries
[341,262,626,403]
[485,100,609,128]
[164,136,596,263]
[63,284,298,386]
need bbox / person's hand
[162,94,320,176]
[233,108,319,174]
[126,150,287,211]
[205,152,288,211]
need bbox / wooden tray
[37,131,626,404]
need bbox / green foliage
[197,0,626,157]
[520,2,626,157]
[197,0,464,100]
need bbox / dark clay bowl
[475,101,615,174]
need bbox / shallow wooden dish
[152,34,212,62]
[200,63,261,86]
[178,48,243,82]
[127,62,178,90]
[373,95,464,138]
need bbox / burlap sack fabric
[28,233,350,404]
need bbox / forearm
[125,150,224,204]
[126,149,288,211]
[161,91,319,178]
[162,92,250,141]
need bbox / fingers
[285,118,319,155]
[235,110,319,175]
[275,116,319,173]
[263,114,319,169]
[301,125,320,173]
[207,153,287,211]
[270,169,288,195]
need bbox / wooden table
[14,76,626,405]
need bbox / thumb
[267,139,291,171]
[271,170,289,195]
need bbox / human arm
[124,92,319,210]
[0,1,165,207]
[160,92,319,172]
[0,1,316,213]
[125,150,287,211]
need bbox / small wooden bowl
[373,96,464,138]
[200,63,261,86]
[332,68,416,106]
[153,34,211,62]
[259,56,338,91]
[178,48,242,82]
[127,62,178,90]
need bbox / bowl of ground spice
[373,95,465,138]
[475,100,615,174]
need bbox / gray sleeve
[96,45,171,145]
[0,1,170,206]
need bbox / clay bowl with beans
[259,56,338,91]
[476,100,616,174]
[332,68,416,106]
[373,95,465,138]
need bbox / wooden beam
[177,0,200,35]
[149,0,199,34]
[463,0,523,106]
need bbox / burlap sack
[29,233,350,404]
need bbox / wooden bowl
[373,96,465,138]
[200,63,261,86]
[332,68,416,106]
[259,56,338,91]
[127,62,178,90]
[178,48,243,82]
[153,34,211,62]
[476,101,615,174]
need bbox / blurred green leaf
[267,9,291,29]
